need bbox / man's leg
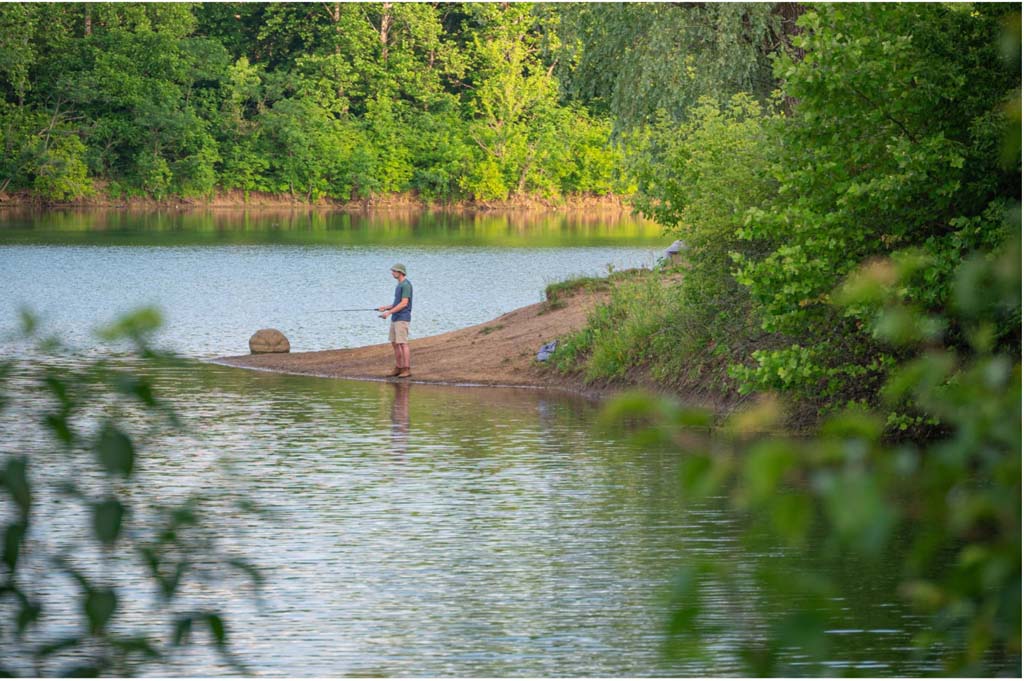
[398,343,410,370]
[382,341,400,376]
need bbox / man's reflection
[389,381,410,457]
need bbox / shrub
[731,4,1020,412]
[31,134,93,202]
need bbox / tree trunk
[325,3,347,108]
[773,3,806,60]
[84,6,92,37]
[516,155,533,196]
[772,3,807,115]
[379,2,392,64]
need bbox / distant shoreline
[0,189,634,214]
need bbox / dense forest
[0,2,639,203]
[553,2,1020,420]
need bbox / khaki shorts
[389,320,410,344]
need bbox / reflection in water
[0,207,664,247]
[389,381,410,458]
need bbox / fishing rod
[309,308,379,314]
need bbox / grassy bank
[543,267,773,410]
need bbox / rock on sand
[249,328,290,354]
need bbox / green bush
[31,134,93,202]
[554,94,779,394]
[731,4,1020,412]
[133,151,173,200]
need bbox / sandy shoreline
[212,287,743,412]
[212,289,606,397]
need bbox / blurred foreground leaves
[606,234,1021,675]
[0,308,261,676]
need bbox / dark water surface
[0,210,941,675]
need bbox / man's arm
[380,298,409,318]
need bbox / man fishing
[377,263,413,378]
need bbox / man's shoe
[397,368,412,378]
[387,367,403,377]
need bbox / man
[377,263,413,378]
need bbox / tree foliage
[0,2,627,203]
[556,3,1020,424]
[731,3,1020,415]
[555,3,797,130]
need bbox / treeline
[0,3,626,203]
[554,3,1021,424]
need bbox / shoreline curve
[211,290,609,399]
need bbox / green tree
[461,4,565,200]
[2,2,624,203]
[731,4,1020,414]
[31,132,93,201]
[556,3,797,130]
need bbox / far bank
[0,189,633,214]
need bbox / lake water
[0,209,665,357]
[0,209,943,676]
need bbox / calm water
[0,210,940,676]
[1,209,663,357]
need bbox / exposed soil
[213,285,746,413]
[214,288,605,396]
[0,188,631,213]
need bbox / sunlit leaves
[730,4,1019,411]
[3,3,628,204]
[97,307,163,344]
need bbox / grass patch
[544,275,611,303]
[543,268,650,308]
[478,324,505,335]
[550,264,769,398]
